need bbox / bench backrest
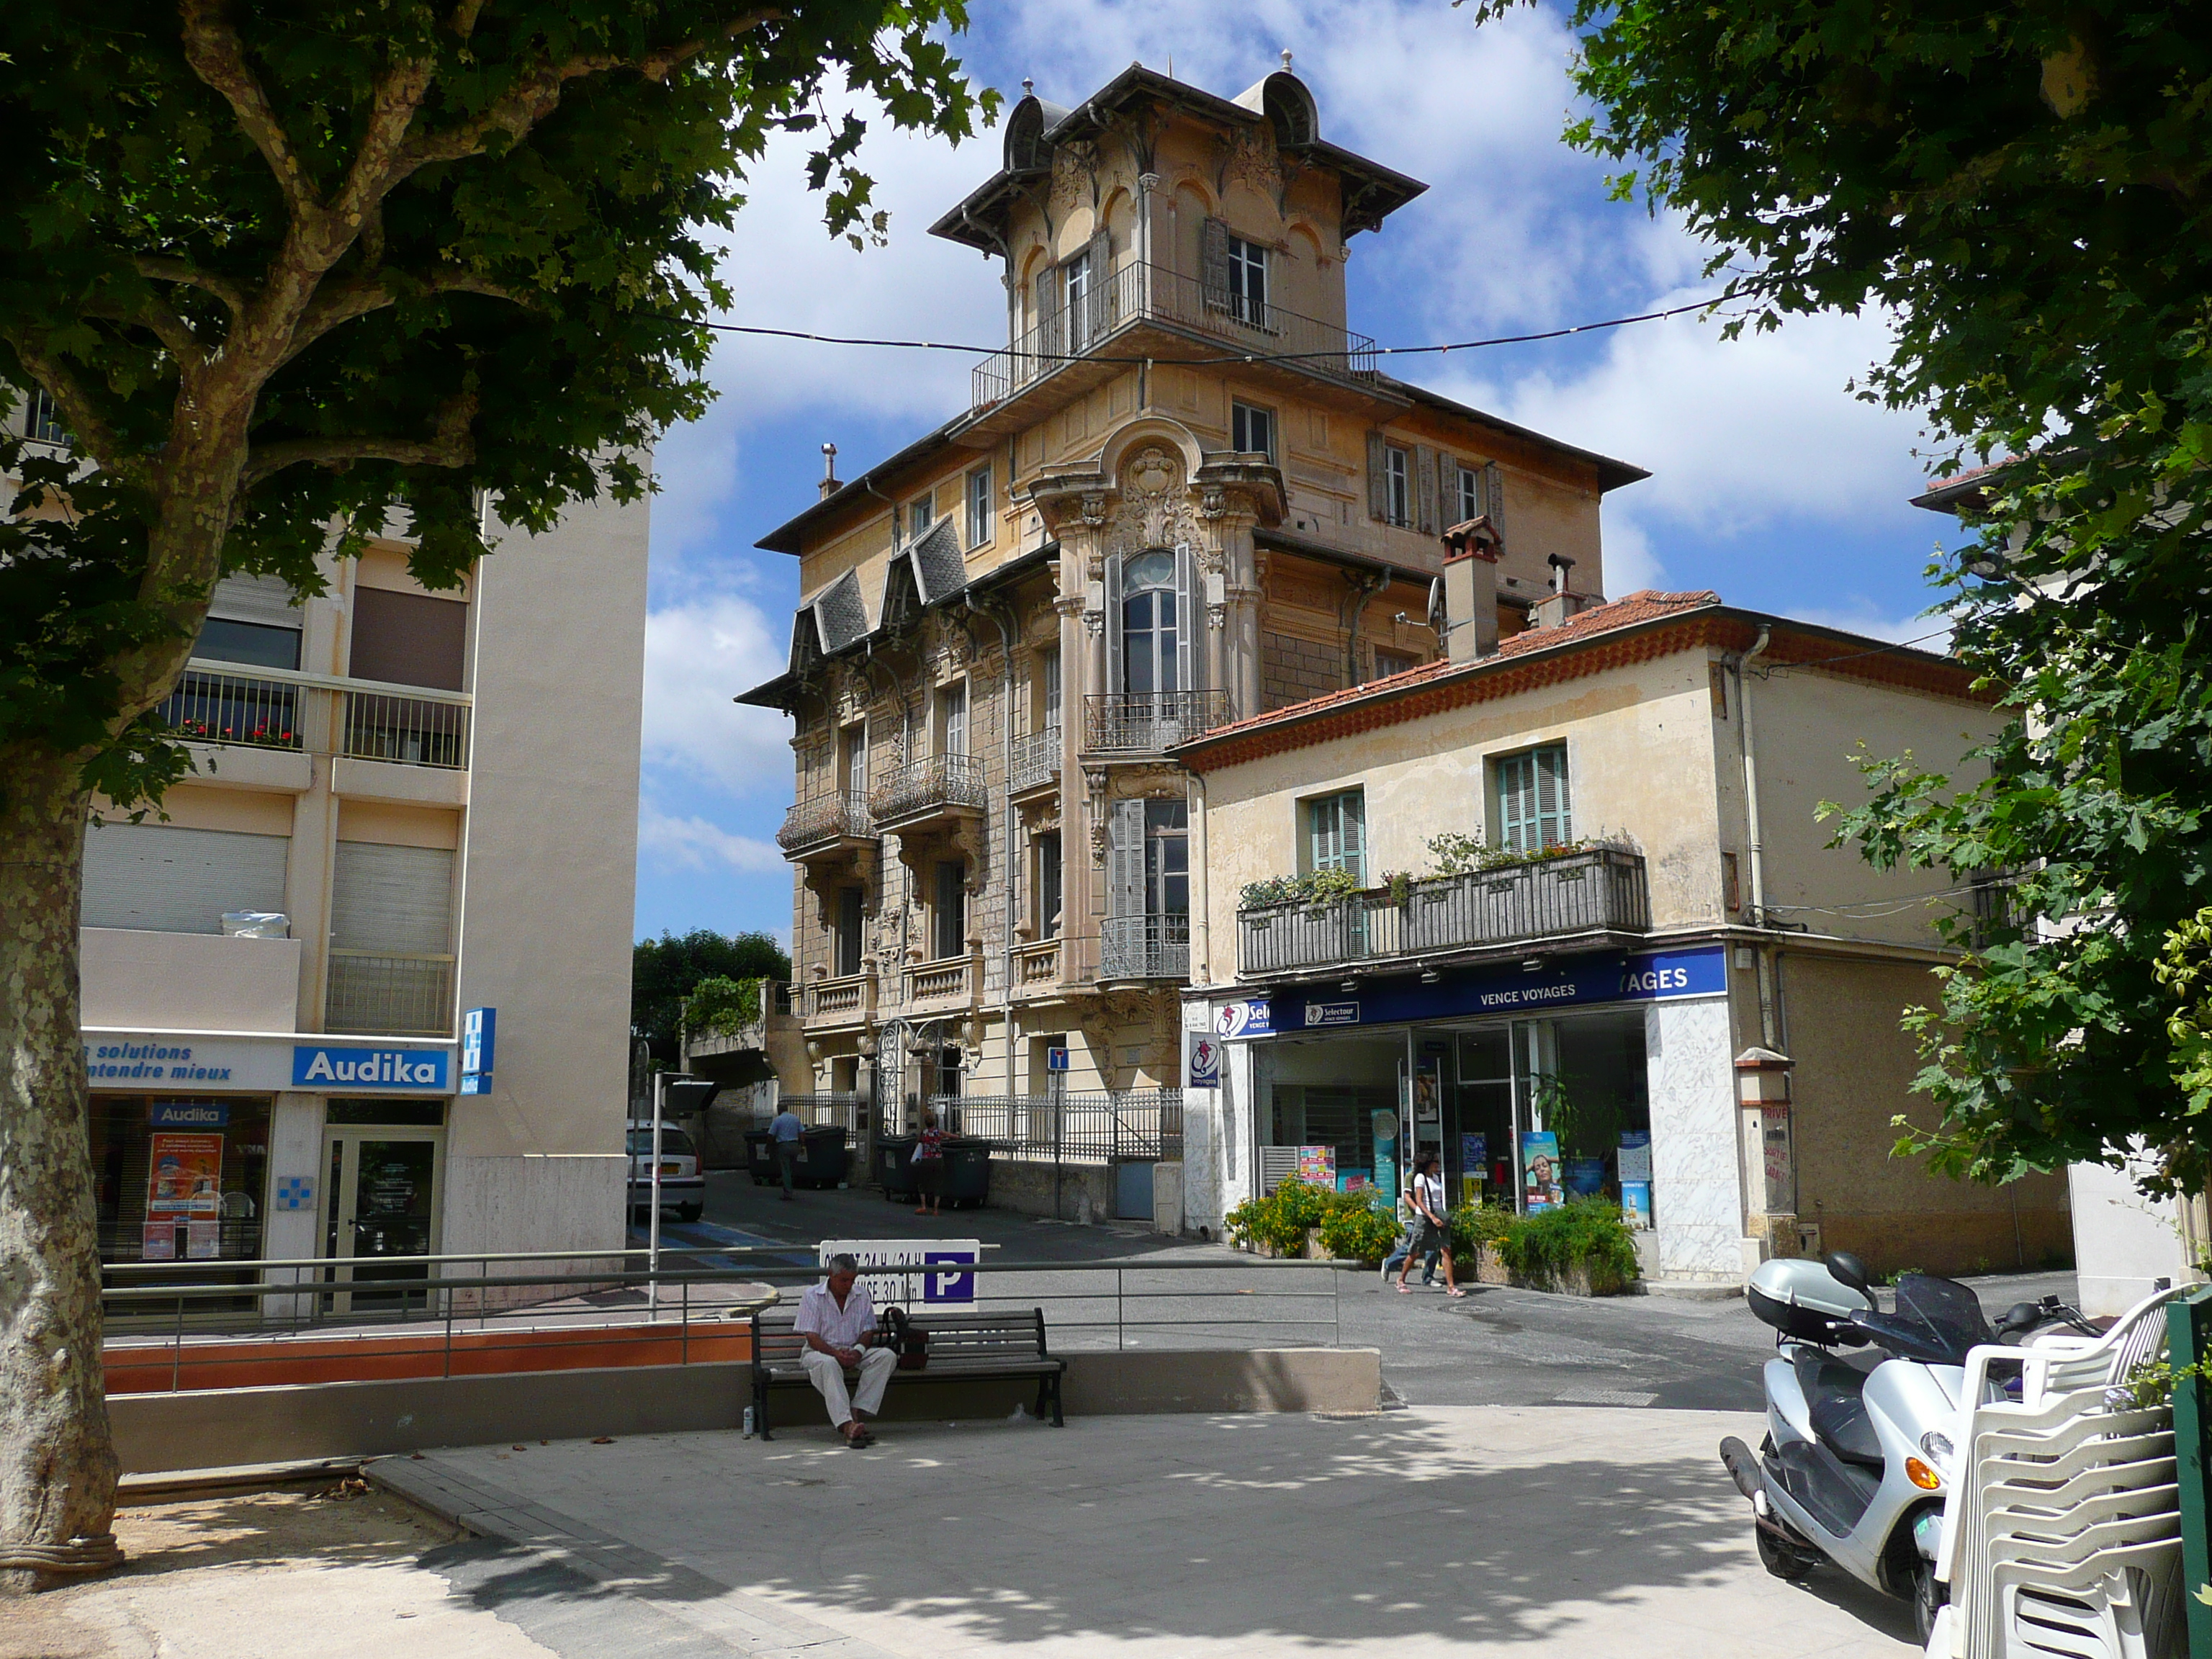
[754,1305,1047,1367]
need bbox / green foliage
[1383,869,1413,909]
[1316,1194,1402,1264]
[0,3,996,811]
[632,929,789,1054]
[1469,0,2212,1195]
[1427,832,1488,876]
[1238,868,1362,910]
[681,974,761,1039]
[1224,1178,1386,1259]
[1449,1202,1516,1261]
[1497,1200,1641,1286]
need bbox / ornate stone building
[740,63,1643,1211]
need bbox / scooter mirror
[1822,1250,1875,1300]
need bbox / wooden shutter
[1537,744,1571,845]
[1342,791,1368,884]
[1485,462,1506,536]
[350,588,467,690]
[1414,446,1439,536]
[1366,432,1388,520]
[1104,550,1125,696]
[1201,217,1231,310]
[1087,228,1112,338]
[331,841,454,954]
[82,823,289,934]
[1107,798,1146,919]
[1033,266,1058,361]
[1173,542,1197,692]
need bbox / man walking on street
[770,1100,804,1200]
[1395,1152,1465,1298]
[796,1254,896,1447]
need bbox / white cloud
[637,801,786,874]
[1789,604,1953,651]
[640,595,793,792]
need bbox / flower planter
[1511,1259,1631,1298]
[1474,1245,1511,1285]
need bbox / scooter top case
[1747,1256,1874,1346]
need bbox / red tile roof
[1192,588,1723,746]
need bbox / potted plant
[1497,1199,1640,1296]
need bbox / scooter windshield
[1891,1274,1992,1364]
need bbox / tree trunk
[0,748,120,1593]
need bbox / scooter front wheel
[1755,1524,1818,1581]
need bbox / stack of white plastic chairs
[1929,1285,2187,1659]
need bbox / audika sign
[292,1046,450,1090]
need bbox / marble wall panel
[1646,997,1743,1279]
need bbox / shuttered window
[350,588,467,691]
[1305,790,1368,884]
[1145,799,1190,917]
[938,680,968,757]
[1457,462,1484,526]
[331,842,454,955]
[1493,745,1571,853]
[1036,831,1062,939]
[835,886,866,977]
[1232,401,1276,461]
[1107,798,1146,920]
[966,464,993,548]
[1224,235,1268,325]
[82,823,289,934]
[933,861,967,960]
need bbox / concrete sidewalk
[375,1406,1918,1657]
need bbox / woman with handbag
[912,1109,947,1218]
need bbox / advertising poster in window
[1296,1145,1336,1187]
[1370,1110,1399,1205]
[1460,1132,1487,1208]
[1521,1130,1563,1213]
[146,1132,223,1218]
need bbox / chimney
[1439,517,1501,662]
[1534,554,1579,628]
[819,442,839,500]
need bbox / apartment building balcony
[1236,846,1651,981]
[968,260,1378,433]
[801,971,877,1026]
[870,755,987,835]
[777,791,877,862]
[1100,913,1191,983]
[1009,726,1061,798]
[157,661,472,771]
[1083,690,1233,757]
[325,950,456,1038]
[902,954,976,1010]
[1011,937,1064,998]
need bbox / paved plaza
[369,1406,1920,1658]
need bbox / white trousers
[801,1346,896,1426]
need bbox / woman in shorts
[1395,1151,1464,1297]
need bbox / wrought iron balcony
[870,754,987,827]
[973,261,1377,411]
[1010,726,1061,794]
[777,791,875,857]
[1237,847,1651,979]
[1100,912,1191,982]
[1083,690,1232,755]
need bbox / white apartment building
[11,394,649,1301]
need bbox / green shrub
[1238,869,1364,910]
[1317,1196,1401,1264]
[1498,1199,1640,1285]
[1449,1203,1516,1261]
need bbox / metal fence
[1100,912,1191,981]
[777,791,873,851]
[1083,688,1233,753]
[154,667,303,751]
[342,688,469,769]
[1238,846,1652,976]
[325,950,455,1036]
[974,258,1380,408]
[934,1089,1184,1164]
[871,753,988,822]
[99,1248,1348,1385]
[1010,725,1061,793]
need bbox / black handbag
[878,1305,930,1371]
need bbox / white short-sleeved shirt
[1413,1172,1446,1221]
[795,1280,874,1349]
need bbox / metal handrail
[871,752,987,821]
[1083,688,1233,753]
[777,791,874,850]
[184,656,473,706]
[1010,725,1061,792]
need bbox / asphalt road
[631,1169,2077,1416]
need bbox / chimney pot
[819,442,839,500]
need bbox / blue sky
[631,0,1960,946]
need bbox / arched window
[1120,549,1179,696]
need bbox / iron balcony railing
[1010,725,1061,793]
[776,791,874,853]
[871,753,987,823]
[1237,846,1651,978]
[343,688,469,770]
[1100,912,1191,981]
[325,950,456,1037]
[1084,689,1233,754]
[974,260,1379,409]
[930,1089,1184,1164]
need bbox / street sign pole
[649,1068,665,1316]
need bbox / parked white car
[626,1123,703,1223]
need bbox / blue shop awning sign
[292,1045,450,1089]
[1264,946,1725,1034]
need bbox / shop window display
[88,1094,269,1267]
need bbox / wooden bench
[750,1305,1066,1439]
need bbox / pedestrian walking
[1395,1152,1464,1298]
[912,1109,946,1218]
[1381,1184,1439,1286]
[795,1254,896,1447]
[770,1099,804,1200]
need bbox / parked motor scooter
[1717,1252,2087,1645]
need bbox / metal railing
[871,753,988,822]
[99,1248,1347,1384]
[932,1089,1184,1164]
[904,956,973,1004]
[325,950,456,1036]
[1238,846,1652,977]
[777,791,873,853]
[777,1092,864,1137]
[803,971,876,1020]
[1100,912,1191,981]
[343,688,469,769]
[1083,689,1233,753]
[154,667,305,752]
[974,259,1379,408]
[1010,725,1061,793]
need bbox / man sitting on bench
[793,1253,896,1447]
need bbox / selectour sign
[1259,946,1729,1035]
[292,1046,449,1089]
